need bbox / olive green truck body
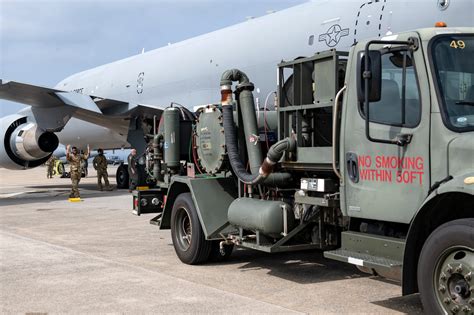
[134,27,473,313]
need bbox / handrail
[332,85,346,181]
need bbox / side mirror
[357,50,382,103]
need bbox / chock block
[68,198,82,202]
[137,186,149,191]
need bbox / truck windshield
[431,35,474,132]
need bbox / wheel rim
[434,246,473,313]
[174,207,192,252]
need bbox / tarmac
[0,166,424,314]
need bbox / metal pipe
[152,134,161,181]
[163,107,180,168]
[221,69,262,174]
[222,105,293,185]
[332,85,346,181]
[238,89,263,175]
[220,69,250,86]
[221,69,294,186]
[151,114,163,181]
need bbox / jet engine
[0,114,59,169]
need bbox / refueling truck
[133,27,474,314]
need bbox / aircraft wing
[0,80,163,132]
[0,80,64,108]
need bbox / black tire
[209,241,234,262]
[116,164,129,189]
[417,218,474,314]
[170,193,211,265]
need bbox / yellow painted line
[68,198,82,202]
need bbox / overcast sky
[0,0,307,117]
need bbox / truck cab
[335,27,474,313]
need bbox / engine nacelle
[0,114,59,169]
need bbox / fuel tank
[228,198,295,238]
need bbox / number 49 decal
[450,40,466,49]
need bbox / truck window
[431,35,474,132]
[360,51,421,127]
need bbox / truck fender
[402,172,474,295]
[160,181,191,230]
[159,176,238,239]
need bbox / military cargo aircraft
[1,0,472,187]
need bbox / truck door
[342,35,430,224]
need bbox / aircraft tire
[170,193,211,265]
[116,164,129,189]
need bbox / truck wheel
[417,218,473,314]
[170,193,211,264]
[209,241,234,262]
[116,164,129,189]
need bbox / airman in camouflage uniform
[66,144,89,198]
[93,148,112,191]
[45,155,56,178]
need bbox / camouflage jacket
[93,155,108,171]
[45,155,56,166]
[67,153,88,172]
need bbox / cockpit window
[431,35,474,132]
